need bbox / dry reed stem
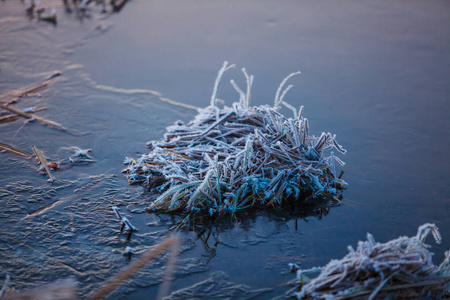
[87,236,180,300]
[0,71,83,135]
[0,71,61,102]
[19,81,50,97]
[156,236,181,300]
[0,114,21,124]
[0,103,68,131]
[0,108,49,125]
[0,143,34,160]
[31,146,54,181]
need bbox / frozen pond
[1,0,449,298]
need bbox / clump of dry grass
[125,62,347,215]
[290,223,450,299]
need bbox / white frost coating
[121,217,137,231]
[126,63,346,214]
[230,79,246,109]
[210,61,235,107]
[22,106,36,113]
[241,68,253,109]
[74,148,90,157]
[291,223,450,299]
[112,206,123,220]
[274,71,301,107]
[416,223,441,244]
[280,84,293,106]
[124,246,133,255]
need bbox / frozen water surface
[0,0,449,299]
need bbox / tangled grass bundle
[125,62,347,215]
[291,223,450,299]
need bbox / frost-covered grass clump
[290,223,450,299]
[125,62,347,215]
